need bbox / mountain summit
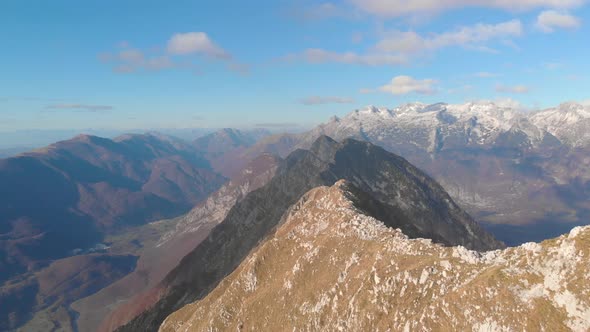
[117,136,502,332]
[160,180,590,332]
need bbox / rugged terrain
[4,101,590,332]
[117,136,502,332]
[236,102,590,244]
[72,153,280,332]
[161,180,590,332]
[0,133,225,331]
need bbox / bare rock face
[160,181,590,332]
[265,102,590,244]
[117,136,502,332]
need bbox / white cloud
[496,84,530,94]
[99,32,237,74]
[378,76,438,95]
[296,48,407,66]
[144,56,175,70]
[299,96,356,105]
[100,47,175,73]
[348,0,585,17]
[375,20,523,54]
[287,19,523,67]
[580,99,590,106]
[536,10,581,33]
[167,32,230,58]
[118,49,144,63]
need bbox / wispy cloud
[99,47,176,73]
[285,19,523,67]
[100,32,235,74]
[375,20,523,54]
[370,75,438,95]
[167,32,231,58]
[542,61,564,69]
[299,96,356,105]
[286,49,407,66]
[496,84,530,94]
[45,104,114,112]
[536,10,581,33]
[348,0,585,18]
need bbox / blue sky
[1,0,589,131]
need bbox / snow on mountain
[300,101,589,153]
[301,102,487,154]
[530,102,590,147]
[287,101,590,234]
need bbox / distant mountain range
[0,128,280,331]
[0,146,34,158]
[0,128,215,153]
[2,101,590,332]
[209,101,590,244]
[192,128,271,177]
[0,133,226,330]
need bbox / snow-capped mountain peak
[308,101,589,151]
[530,102,590,147]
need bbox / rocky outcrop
[117,136,502,332]
[160,180,590,332]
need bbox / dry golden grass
[160,181,590,332]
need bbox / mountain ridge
[0,133,226,331]
[159,180,590,332]
[234,101,590,243]
[116,135,502,332]
[77,153,280,332]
